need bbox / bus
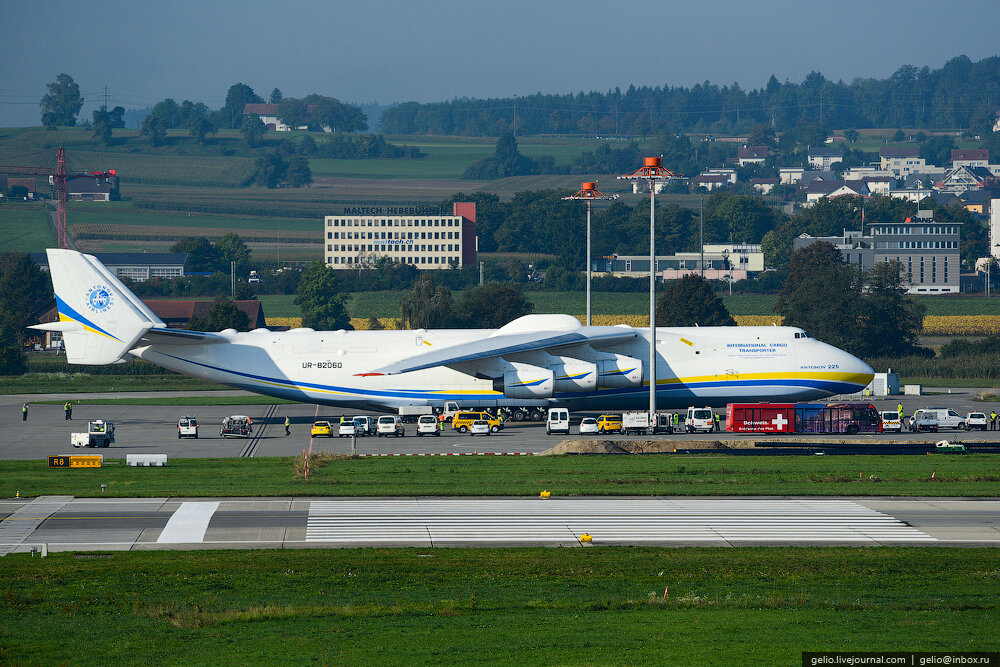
[725,403,881,434]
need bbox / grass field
[0,373,224,395]
[0,547,996,664]
[0,205,55,251]
[3,454,998,498]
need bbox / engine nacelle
[551,361,598,393]
[493,368,555,399]
[596,355,643,388]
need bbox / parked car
[964,412,988,431]
[546,408,570,435]
[453,411,502,433]
[579,417,599,435]
[311,420,334,437]
[352,416,374,436]
[880,411,902,433]
[177,416,198,439]
[376,415,405,437]
[338,420,357,437]
[469,419,491,436]
[417,415,441,436]
[596,414,622,434]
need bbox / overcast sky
[2,0,997,127]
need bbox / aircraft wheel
[529,409,543,421]
[512,409,526,422]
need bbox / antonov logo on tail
[34,250,876,412]
[86,285,113,312]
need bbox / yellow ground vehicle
[310,420,334,437]
[596,414,623,434]
[452,411,503,433]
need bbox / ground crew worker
[897,403,903,416]
[438,419,444,434]
[64,401,72,420]
[992,411,998,431]
[339,415,344,424]
[713,413,720,432]
[22,403,28,421]
[284,416,291,436]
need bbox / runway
[2,496,999,553]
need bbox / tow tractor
[71,420,115,448]
[220,415,252,438]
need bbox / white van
[919,407,965,430]
[352,416,374,436]
[178,416,198,439]
[880,411,902,432]
[546,408,570,435]
[685,406,716,433]
[417,415,440,436]
[376,415,404,437]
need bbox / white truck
[72,420,115,448]
[397,405,433,423]
[622,411,674,435]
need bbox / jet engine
[492,368,555,399]
[596,355,644,388]
[550,360,598,393]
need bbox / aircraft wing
[366,326,636,375]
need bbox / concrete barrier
[126,454,167,467]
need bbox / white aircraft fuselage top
[36,249,875,411]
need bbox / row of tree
[381,55,1000,136]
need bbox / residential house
[65,174,119,202]
[803,179,869,206]
[843,166,892,180]
[704,167,737,184]
[737,145,768,166]
[952,149,989,168]
[779,167,807,185]
[242,103,328,132]
[861,176,895,196]
[958,189,993,215]
[807,147,844,169]
[750,178,779,195]
[937,165,995,193]
[690,174,729,191]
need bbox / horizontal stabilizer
[140,328,227,346]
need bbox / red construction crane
[0,147,116,248]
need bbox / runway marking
[305,499,936,545]
[157,502,219,543]
[0,495,74,556]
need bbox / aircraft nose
[842,350,874,387]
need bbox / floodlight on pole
[562,182,618,326]
[618,157,684,418]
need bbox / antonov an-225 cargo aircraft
[32,249,874,411]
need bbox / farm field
[1,547,996,665]
[0,205,55,251]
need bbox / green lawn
[1,547,996,664]
[0,374,225,395]
[0,205,55,252]
[3,454,998,498]
[66,201,318,233]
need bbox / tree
[285,156,313,188]
[215,234,251,273]
[400,278,455,329]
[855,260,926,357]
[747,124,776,148]
[221,83,263,129]
[269,88,283,104]
[844,129,860,143]
[455,284,534,328]
[170,237,223,273]
[294,262,352,330]
[920,135,956,167]
[187,296,250,331]
[240,113,266,147]
[141,114,167,146]
[0,252,52,373]
[186,105,215,144]
[776,242,860,352]
[366,316,384,330]
[254,151,287,188]
[40,74,84,127]
[655,274,735,326]
[461,131,536,179]
[91,106,121,145]
[277,98,308,130]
